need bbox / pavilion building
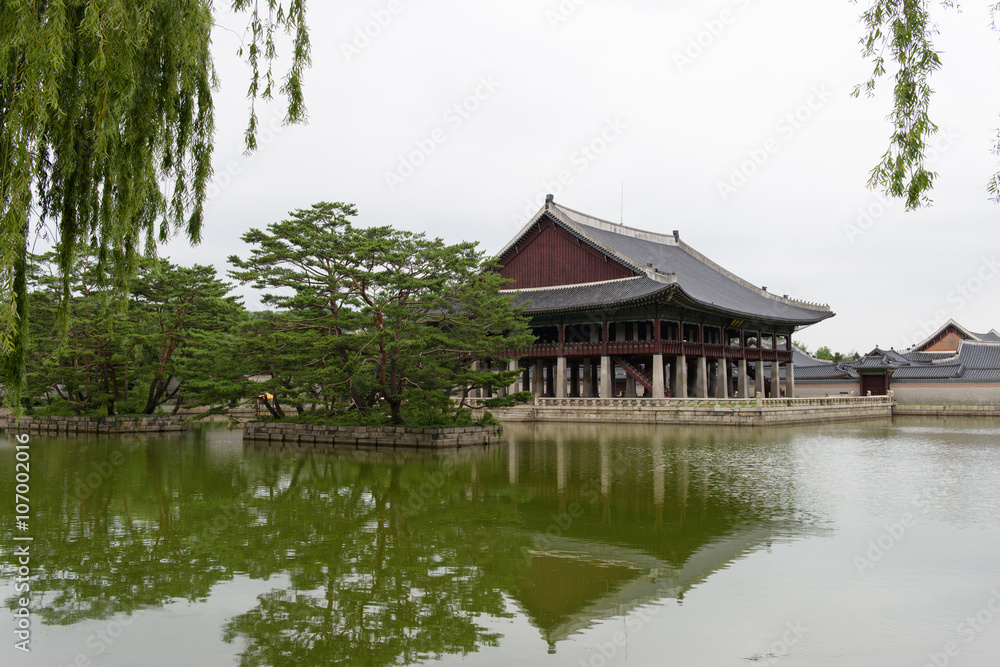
[493,197,834,399]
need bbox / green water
[2,418,1000,666]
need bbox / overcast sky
[163,0,1000,355]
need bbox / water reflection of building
[500,424,798,649]
[245,425,814,653]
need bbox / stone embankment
[243,422,501,448]
[1,414,187,434]
[476,395,895,426]
[892,404,1000,417]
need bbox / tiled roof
[790,363,856,380]
[555,205,832,324]
[956,341,1000,369]
[498,201,833,325]
[893,364,964,380]
[822,341,1000,384]
[900,350,948,363]
[505,276,671,313]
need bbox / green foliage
[814,345,857,363]
[22,248,248,415]
[229,202,535,425]
[851,0,983,208]
[481,391,533,409]
[1,1,311,409]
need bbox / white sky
[163,0,1000,355]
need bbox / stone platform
[479,395,894,426]
[242,422,502,448]
[1,415,187,434]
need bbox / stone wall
[487,396,893,426]
[793,382,859,397]
[892,403,1000,417]
[1,415,187,434]
[891,383,1000,405]
[795,381,1000,405]
[242,422,501,448]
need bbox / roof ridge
[905,318,977,351]
[553,203,680,246]
[500,275,646,293]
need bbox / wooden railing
[500,341,793,362]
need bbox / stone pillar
[786,362,796,398]
[652,353,665,398]
[675,354,688,398]
[738,358,749,398]
[695,356,708,398]
[625,374,636,398]
[771,360,781,398]
[600,355,612,398]
[707,359,718,397]
[715,358,729,399]
[582,359,593,398]
[508,360,520,395]
[756,360,767,397]
[556,357,567,398]
[532,359,543,396]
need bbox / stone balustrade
[476,394,894,426]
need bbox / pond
[2,418,1000,666]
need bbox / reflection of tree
[0,422,818,663]
[0,431,256,624]
[0,432,532,666]
[221,455,531,666]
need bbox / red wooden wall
[499,220,634,289]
